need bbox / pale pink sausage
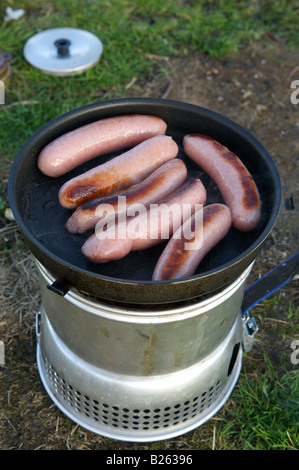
[38,114,167,177]
[58,135,179,209]
[65,159,187,234]
[183,134,261,231]
[81,178,207,264]
[152,204,232,281]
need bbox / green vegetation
[217,355,298,450]
[0,0,298,160]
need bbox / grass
[217,356,299,450]
[0,0,299,163]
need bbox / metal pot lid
[23,27,103,76]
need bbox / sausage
[81,178,207,264]
[183,134,261,231]
[65,159,187,234]
[38,114,167,177]
[152,204,232,281]
[58,135,179,209]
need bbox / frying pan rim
[8,97,282,287]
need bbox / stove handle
[47,278,71,296]
[241,250,299,352]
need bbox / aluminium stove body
[35,260,253,442]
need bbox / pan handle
[241,251,299,352]
[242,250,299,316]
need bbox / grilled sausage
[81,178,207,264]
[65,159,188,234]
[38,114,167,177]
[152,203,232,281]
[58,135,179,209]
[183,134,261,231]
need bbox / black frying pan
[8,98,281,304]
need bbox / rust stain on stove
[219,317,228,327]
[140,327,157,376]
[174,350,184,368]
[100,326,110,338]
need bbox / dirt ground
[0,37,298,450]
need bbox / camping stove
[34,260,255,442]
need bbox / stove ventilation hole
[44,358,222,431]
[227,342,240,377]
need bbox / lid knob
[54,38,71,57]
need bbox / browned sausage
[59,135,179,209]
[38,114,167,177]
[81,178,207,264]
[65,159,187,234]
[152,204,232,281]
[183,134,261,231]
